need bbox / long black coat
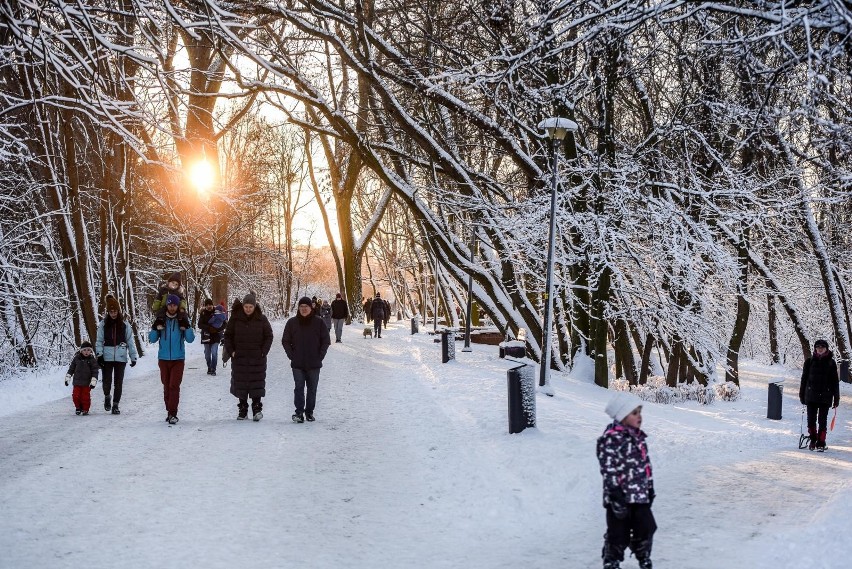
[223,303,273,399]
[800,351,840,406]
[370,299,386,322]
[281,313,330,370]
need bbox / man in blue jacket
[149,294,195,424]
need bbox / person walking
[223,293,273,421]
[799,339,840,450]
[319,299,333,331]
[198,298,227,375]
[95,295,138,415]
[148,293,195,424]
[597,392,656,569]
[370,292,386,338]
[64,340,99,415]
[281,296,330,423]
[330,292,349,343]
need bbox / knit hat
[166,294,181,306]
[242,293,257,306]
[336,293,342,299]
[80,340,93,350]
[814,339,829,349]
[204,298,213,306]
[605,392,643,422]
[168,272,181,284]
[375,292,381,298]
[298,296,312,307]
[105,295,121,313]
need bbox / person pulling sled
[799,339,840,451]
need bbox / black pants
[603,503,656,563]
[374,318,383,337]
[238,398,262,411]
[806,404,830,433]
[292,368,320,414]
[102,361,127,403]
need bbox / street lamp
[537,117,579,395]
[462,229,476,352]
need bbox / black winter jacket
[370,299,385,322]
[67,352,99,387]
[281,313,330,370]
[331,299,349,319]
[223,303,273,399]
[800,351,840,406]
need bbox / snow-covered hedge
[611,376,740,404]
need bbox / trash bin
[441,330,456,363]
[508,363,536,434]
[767,380,783,420]
[411,317,419,335]
[840,360,850,384]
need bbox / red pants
[72,385,91,412]
[158,360,185,416]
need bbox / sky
[0,320,849,568]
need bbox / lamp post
[536,117,578,395]
[462,231,476,352]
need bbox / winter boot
[817,429,827,450]
[292,412,305,423]
[808,427,817,450]
[638,557,653,569]
[603,561,620,569]
[111,403,120,415]
[237,401,249,420]
[252,401,263,422]
[104,396,112,412]
[305,412,315,422]
[167,415,179,425]
[75,408,82,415]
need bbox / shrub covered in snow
[611,376,740,404]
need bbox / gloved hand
[834,396,840,408]
[64,374,72,386]
[800,397,806,405]
[89,377,97,389]
[607,486,628,520]
[648,487,656,506]
[129,360,137,367]
[97,355,105,369]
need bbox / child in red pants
[65,341,99,415]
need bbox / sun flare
[188,160,216,194]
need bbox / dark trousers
[72,385,91,412]
[806,404,830,433]
[102,361,127,403]
[373,318,383,337]
[603,504,656,563]
[239,398,263,412]
[292,368,320,414]
[158,360,185,416]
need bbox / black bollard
[508,363,536,434]
[767,380,783,420]
[441,329,456,363]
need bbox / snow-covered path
[1,321,851,568]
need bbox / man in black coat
[330,292,349,343]
[223,293,273,421]
[370,292,386,338]
[799,339,840,450]
[282,296,330,423]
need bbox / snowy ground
[0,321,850,569]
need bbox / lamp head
[537,117,579,141]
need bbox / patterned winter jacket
[597,421,654,506]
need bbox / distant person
[330,293,349,343]
[597,392,656,569]
[198,298,227,375]
[148,294,195,424]
[799,339,840,450]
[95,295,138,415]
[281,296,330,423]
[363,296,373,323]
[64,340,99,416]
[223,293,273,421]
[319,299,333,331]
[370,292,386,338]
[383,297,391,327]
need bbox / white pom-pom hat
[605,392,643,422]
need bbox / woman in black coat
[223,293,273,421]
[799,339,840,450]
